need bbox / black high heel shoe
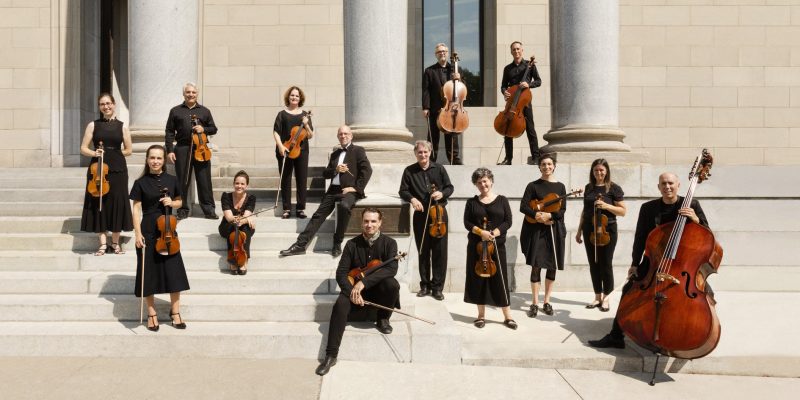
[147,314,159,332]
[170,312,187,329]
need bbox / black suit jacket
[422,62,461,112]
[323,143,372,199]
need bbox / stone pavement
[2,290,798,399]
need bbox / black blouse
[580,183,625,230]
[273,110,314,154]
[221,192,256,217]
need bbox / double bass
[493,56,535,138]
[617,149,722,362]
[437,53,469,134]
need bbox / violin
[474,217,496,278]
[283,110,312,159]
[437,53,469,134]
[228,217,248,268]
[87,140,110,212]
[493,56,535,139]
[525,189,583,224]
[191,114,212,162]
[617,149,723,360]
[590,193,611,247]
[347,252,407,285]
[428,184,447,238]
[155,188,180,256]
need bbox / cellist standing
[398,140,454,301]
[422,43,463,165]
[498,41,541,166]
[588,172,708,349]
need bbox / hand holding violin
[534,211,553,225]
[192,124,205,134]
[94,148,104,157]
[350,281,365,306]
[479,229,495,241]
[160,196,174,208]
[431,190,444,201]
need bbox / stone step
[0,250,343,272]
[0,271,337,295]
[0,321,414,361]
[211,176,326,188]
[220,165,326,177]
[0,177,85,188]
[0,293,415,323]
[0,202,83,216]
[0,189,85,203]
[0,232,335,252]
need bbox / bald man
[588,172,709,349]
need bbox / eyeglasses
[435,50,448,54]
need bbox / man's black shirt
[165,103,218,153]
[398,162,454,210]
[500,60,542,94]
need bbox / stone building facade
[1,0,799,167]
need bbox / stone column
[543,0,630,154]
[128,0,198,149]
[344,0,414,163]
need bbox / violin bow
[139,240,146,325]
[362,300,435,325]
[275,150,288,209]
[98,141,104,213]
[491,236,511,306]
[418,190,434,256]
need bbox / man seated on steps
[315,208,400,376]
[280,125,372,257]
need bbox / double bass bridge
[656,272,680,286]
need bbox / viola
[493,56,536,139]
[87,140,110,212]
[155,188,180,256]
[474,217,496,278]
[191,114,212,162]
[437,52,469,134]
[617,149,723,360]
[590,193,611,247]
[347,252,407,286]
[427,184,447,238]
[283,110,312,159]
[525,189,583,224]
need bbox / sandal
[94,244,107,256]
[599,300,610,312]
[586,301,600,309]
[147,314,159,332]
[473,318,485,328]
[170,312,187,329]
[503,319,518,330]
[296,210,307,219]
[281,210,291,219]
[111,242,125,255]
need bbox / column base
[542,125,630,153]
[350,126,415,163]
[130,128,165,153]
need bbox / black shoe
[503,319,518,330]
[296,210,307,219]
[497,158,512,165]
[376,319,393,334]
[315,355,337,376]
[176,211,189,221]
[147,314,159,332]
[527,304,538,318]
[432,290,444,301]
[170,312,187,329]
[542,302,554,316]
[416,287,430,297]
[451,159,463,165]
[281,210,291,219]
[204,213,219,220]
[331,243,342,257]
[280,243,306,256]
[588,334,626,349]
[528,155,540,165]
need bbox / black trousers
[276,150,309,211]
[413,209,448,291]
[174,144,215,215]
[325,278,400,357]
[582,228,618,295]
[297,185,356,247]
[502,105,539,162]
[427,110,460,163]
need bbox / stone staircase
[0,167,461,362]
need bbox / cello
[87,140,110,212]
[617,149,722,368]
[437,53,469,134]
[493,56,535,138]
[283,110,312,159]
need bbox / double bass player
[588,172,708,349]
[422,43,463,165]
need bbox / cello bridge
[656,273,679,285]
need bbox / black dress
[80,118,133,233]
[579,183,624,295]
[273,110,313,212]
[519,179,567,271]
[463,195,513,307]
[130,172,190,297]
[218,192,257,259]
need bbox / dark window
[422,0,485,107]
